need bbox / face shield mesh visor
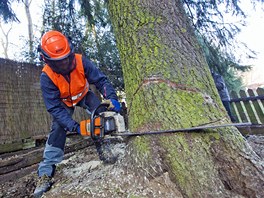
[47,53,76,75]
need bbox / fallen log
[0,137,94,177]
[0,164,39,185]
[0,151,77,184]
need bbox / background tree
[0,0,19,59]
[39,0,124,90]
[22,0,34,63]
[198,36,249,92]
[107,0,264,197]
[0,0,20,23]
[182,1,257,91]
[77,0,123,90]
[0,0,39,63]
[42,0,83,40]
[0,22,12,58]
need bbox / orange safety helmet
[38,30,76,74]
[39,30,74,61]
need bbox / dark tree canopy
[0,0,20,23]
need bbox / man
[211,70,236,122]
[33,30,121,197]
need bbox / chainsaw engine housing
[100,111,126,134]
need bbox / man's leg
[37,121,67,177]
[34,107,74,197]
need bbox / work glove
[102,99,121,113]
[110,99,121,112]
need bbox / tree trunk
[107,0,264,197]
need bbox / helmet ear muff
[37,44,47,60]
[37,44,45,62]
[67,36,74,54]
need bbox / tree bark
[107,0,264,197]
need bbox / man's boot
[33,174,53,198]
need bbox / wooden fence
[230,88,264,135]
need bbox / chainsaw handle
[90,103,110,139]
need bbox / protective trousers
[37,91,101,177]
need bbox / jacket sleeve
[40,73,79,132]
[82,56,118,100]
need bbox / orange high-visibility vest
[42,54,89,107]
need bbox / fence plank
[248,89,264,124]
[230,91,242,123]
[238,90,252,123]
[256,88,264,107]
[239,90,259,124]
[230,91,248,122]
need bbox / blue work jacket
[40,54,118,132]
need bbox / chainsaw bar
[111,122,252,137]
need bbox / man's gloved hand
[102,99,121,113]
[109,99,121,112]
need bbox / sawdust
[42,141,183,198]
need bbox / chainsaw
[80,103,126,139]
[80,102,253,139]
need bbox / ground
[0,135,263,198]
